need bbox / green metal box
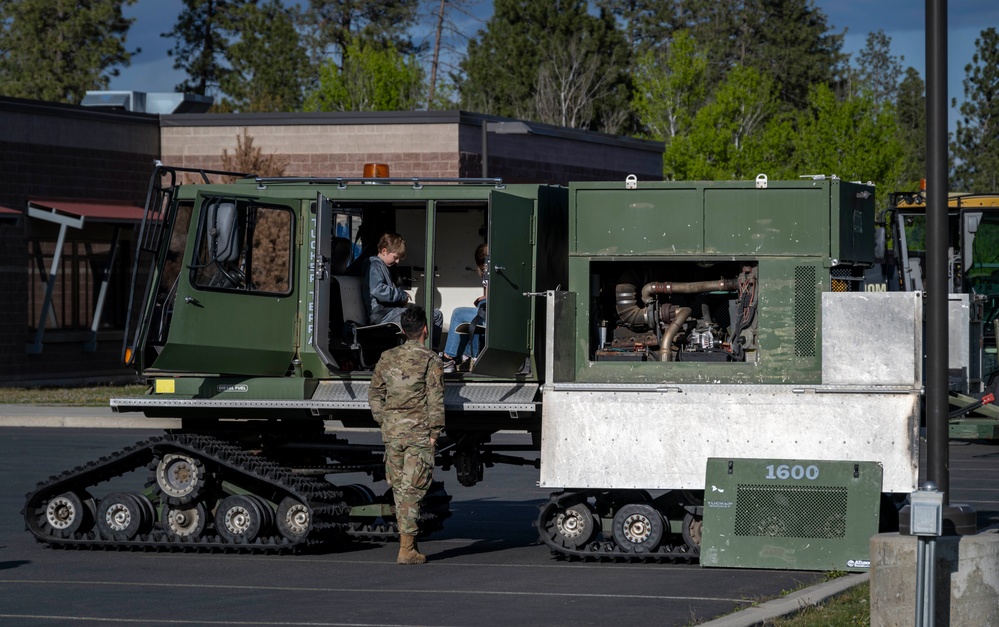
[700,458,882,572]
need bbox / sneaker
[440,354,456,373]
[456,356,472,372]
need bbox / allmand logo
[217,384,249,393]
[846,559,871,569]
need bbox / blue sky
[111,0,999,133]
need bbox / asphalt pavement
[1,405,996,626]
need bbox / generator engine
[594,263,758,363]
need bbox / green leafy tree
[669,65,782,180]
[305,38,423,111]
[896,67,926,188]
[785,84,904,206]
[217,0,310,112]
[952,27,999,193]
[163,0,241,95]
[632,31,707,142]
[0,0,138,103]
[633,31,785,182]
[299,0,421,69]
[460,0,631,133]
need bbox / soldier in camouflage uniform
[368,304,445,565]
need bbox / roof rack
[253,176,505,190]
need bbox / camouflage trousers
[384,438,435,535]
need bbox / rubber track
[23,433,350,553]
[535,494,701,564]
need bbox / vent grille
[734,484,848,538]
[794,266,817,356]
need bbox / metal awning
[27,198,144,227]
[26,198,144,354]
[0,205,21,223]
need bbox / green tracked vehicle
[24,167,921,565]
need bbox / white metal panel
[539,385,919,492]
[822,291,922,386]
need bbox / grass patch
[0,384,148,406]
[763,580,870,626]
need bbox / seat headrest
[331,237,352,275]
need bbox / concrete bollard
[870,531,999,626]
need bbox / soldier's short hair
[400,304,427,339]
[378,233,406,259]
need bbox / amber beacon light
[363,163,390,178]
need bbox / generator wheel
[612,504,663,553]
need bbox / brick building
[0,96,663,386]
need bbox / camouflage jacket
[368,340,445,442]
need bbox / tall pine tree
[896,67,926,188]
[218,0,310,112]
[162,0,241,96]
[0,0,137,104]
[459,0,631,133]
[299,0,421,69]
[952,27,999,193]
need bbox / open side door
[312,193,338,369]
[473,191,534,376]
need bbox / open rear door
[474,191,534,376]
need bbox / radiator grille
[733,484,848,538]
[794,266,817,356]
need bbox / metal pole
[915,537,926,627]
[481,121,489,179]
[925,0,949,503]
[28,222,69,354]
[923,537,937,627]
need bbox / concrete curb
[0,415,181,429]
[0,404,177,429]
[700,572,869,626]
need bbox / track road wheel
[276,497,311,541]
[216,495,264,543]
[681,512,702,550]
[96,493,150,540]
[155,453,209,505]
[538,497,598,550]
[41,491,94,538]
[247,495,275,533]
[163,502,208,539]
[612,503,664,553]
[554,503,598,549]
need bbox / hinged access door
[474,191,535,376]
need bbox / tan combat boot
[397,533,427,565]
